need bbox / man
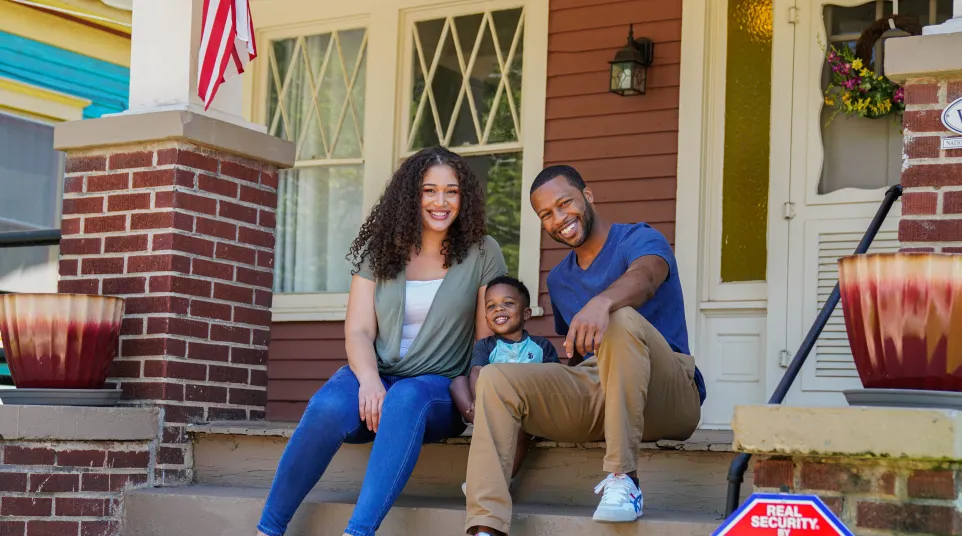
[464,165,707,536]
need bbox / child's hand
[468,402,475,415]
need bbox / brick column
[53,111,293,484]
[886,33,962,251]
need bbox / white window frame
[249,0,548,322]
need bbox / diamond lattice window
[266,28,368,293]
[405,8,525,275]
[407,8,524,151]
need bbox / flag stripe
[197,0,257,110]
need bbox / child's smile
[484,284,531,339]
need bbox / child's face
[484,284,531,336]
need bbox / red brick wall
[0,440,152,536]
[754,457,962,535]
[58,143,276,481]
[265,0,683,421]
[899,78,962,251]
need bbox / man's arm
[563,255,669,358]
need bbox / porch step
[187,421,753,517]
[122,484,723,535]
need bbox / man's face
[530,176,596,248]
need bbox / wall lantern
[609,25,654,96]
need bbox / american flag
[197,0,257,110]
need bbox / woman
[256,146,507,536]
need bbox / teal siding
[0,30,128,118]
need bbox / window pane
[936,0,953,24]
[720,0,772,283]
[895,0,932,23]
[830,2,877,34]
[0,113,61,292]
[267,29,368,160]
[409,8,524,150]
[465,153,522,277]
[266,28,368,295]
[273,165,363,293]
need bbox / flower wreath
[822,15,921,122]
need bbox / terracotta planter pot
[838,253,962,391]
[0,293,124,389]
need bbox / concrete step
[123,484,723,536]
[187,422,753,517]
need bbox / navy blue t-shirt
[546,223,706,405]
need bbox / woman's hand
[358,378,386,432]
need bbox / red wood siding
[266,321,346,421]
[265,0,682,422]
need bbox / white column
[122,0,264,131]
[923,0,962,34]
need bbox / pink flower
[828,50,838,62]
[893,87,905,103]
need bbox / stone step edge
[187,421,735,452]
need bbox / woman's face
[420,164,461,235]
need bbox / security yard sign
[712,493,854,536]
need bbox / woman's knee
[381,377,447,416]
[303,388,359,431]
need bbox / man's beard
[553,195,595,248]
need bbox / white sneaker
[592,473,643,523]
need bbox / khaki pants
[464,307,702,534]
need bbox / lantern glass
[631,61,647,93]
[609,60,645,96]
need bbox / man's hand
[563,295,613,358]
[358,378,386,432]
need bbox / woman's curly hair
[347,146,487,280]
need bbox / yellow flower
[825,96,835,106]
[842,94,851,103]
[860,68,871,77]
[852,58,863,70]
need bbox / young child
[450,275,560,490]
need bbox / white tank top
[399,279,443,358]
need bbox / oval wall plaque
[943,97,962,135]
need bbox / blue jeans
[257,366,466,536]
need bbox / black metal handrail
[0,229,62,248]
[724,184,903,516]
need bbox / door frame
[676,0,798,427]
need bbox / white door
[766,0,949,406]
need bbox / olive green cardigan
[357,235,507,378]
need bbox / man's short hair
[530,165,586,195]
[486,275,531,308]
